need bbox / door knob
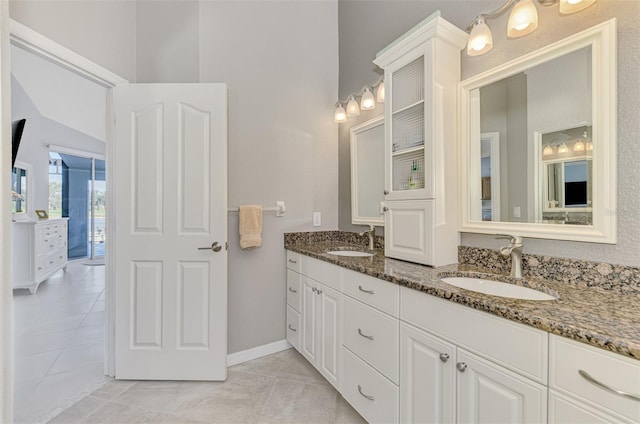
[198,242,222,252]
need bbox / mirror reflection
[11,166,28,214]
[472,46,592,225]
[350,116,384,226]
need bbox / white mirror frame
[458,19,617,243]
[350,115,385,226]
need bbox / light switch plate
[313,212,321,227]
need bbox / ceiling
[11,45,107,142]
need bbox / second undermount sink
[327,250,374,257]
[441,277,557,301]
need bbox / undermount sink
[327,250,374,257]
[440,277,557,301]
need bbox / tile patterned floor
[50,349,366,424]
[13,261,108,424]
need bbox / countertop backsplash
[459,245,640,296]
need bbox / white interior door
[114,83,227,380]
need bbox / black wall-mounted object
[11,119,26,168]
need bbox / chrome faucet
[359,224,376,251]
[496,234,523,278]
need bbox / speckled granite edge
[284,233,640,361]
[459,246,640,296]
[284,231,384,250]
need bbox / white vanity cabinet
[286,253,302,351]
[548,334,640,423]
[373,14,467,267]
[13,218,69,294]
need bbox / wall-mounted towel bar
[227,201,286,217]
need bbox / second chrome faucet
[496,234,523,278]
[359,224,376,251]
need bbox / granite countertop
[285,240,640,361]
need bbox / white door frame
[1,18,127,418]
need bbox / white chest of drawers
[12,218,68,294]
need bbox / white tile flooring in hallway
[13,261,109,424]
[51,348,366,424]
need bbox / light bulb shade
[361,88,376,110]
[558,143,569,154]
[587,141,594,151]
[507,0,538,38]
[467,18,493,56]
[573,140,585,152]
[376,81,385,103]
[346,96,360,117]
[542,145,554,156]
[334,104,347,123]
[559,0,597,14]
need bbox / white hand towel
[239,205,263,249]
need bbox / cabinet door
[384,200,433,265]
[385,43,434,201]
[317,283,341,390]
[457,350,547,424]
[301,276,318,364]
[400,323,455,424]
[286,306,301,353]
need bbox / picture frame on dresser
[35,209,48,219]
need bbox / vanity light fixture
[558,143,569,154]
[542,145,555,156]
[465,0,597,56]
[587,141,594,151]
[334,103,347,123]
[573,130,589,152]
[361,87,376,110]
[333,76,384,124]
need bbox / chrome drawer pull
[456,362,467,372]
[358,285,375,295]
[358,328,374,340]
[578,370,640,401]
[358,385,374,401]
[439,353,450,363]
[288,324,297,332]
[288,259,297,264]
[288,287,297,293]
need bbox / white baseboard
[227,339,292,367]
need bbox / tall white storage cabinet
[373,12,467,267]
[12,218,69,294]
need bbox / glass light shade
[559,0,597,14]
[361,88,375,110]
[376,81,385,103]
[558,143,569,154]
[467,18,493,56]
[507,0,538,38]
[587,141,594,151]
[542,145,554,156]
[334,104,347,123]
[346,96,360,117]
[573,140,585,152]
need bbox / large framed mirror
[458,19,616,243]
[350,116,385,226]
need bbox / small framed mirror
[350,116,385,226]
[458,19,616,243]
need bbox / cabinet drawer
[286,269,301,312]
[286,251,300,272]
[549,335,640,422]
[286,305,301,352]
[35,258,46,278]
[301,255,340,291]
[45,237,58,254]
[343,296,399,383]
[401,287,548,384]
[342,268,399,317]
[342,347,399,424]
[549,389,635,424]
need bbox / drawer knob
[383,190,389,195]
[357,385,375,401]
[357,328,374,340]
[358,285,375,295]
[288,287,297,293]
[439,353,450,363]
[578,370,640,402]
[317,289,322,295]
[456,362,467,372]
[288,324,297,332]
[383,207,389,212]
[288,259,297,264]
[312,287,317,293]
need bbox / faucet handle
[495,234,523,245]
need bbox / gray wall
[338,0,640,267]
[9,1,136,82]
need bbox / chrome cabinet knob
[317,289,322,295]
[456,362,467,372]
[312,287,317,292]
[439,353,450,363]
[383,207,389,212]
[383,190,389,195]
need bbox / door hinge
[225,241,229,251]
